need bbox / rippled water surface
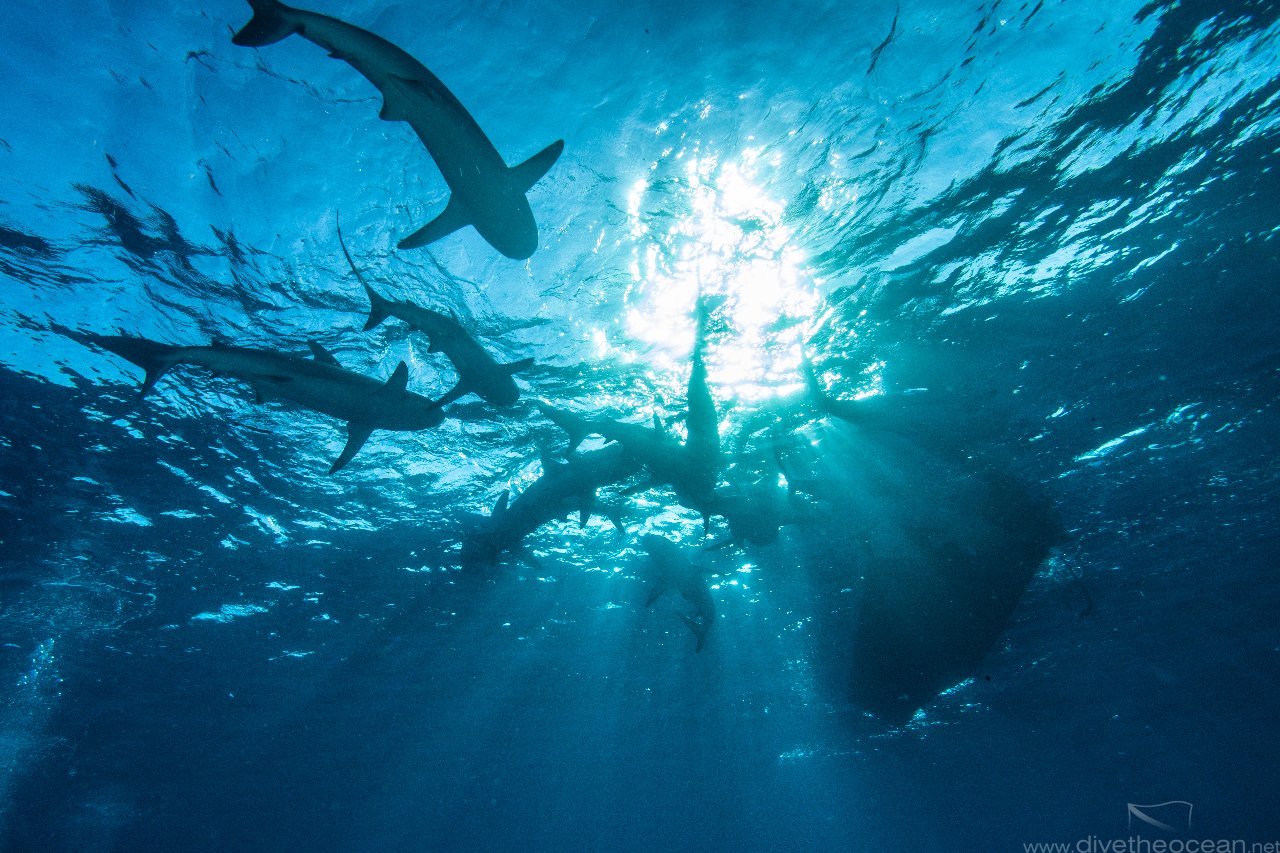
[2,0,1279,850]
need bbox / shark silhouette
[536,300,721,523]
[232,0,563,259]
[640,534,716,652]
[463,444,639,569]
[338,221,533,408]
[87,333,443,473]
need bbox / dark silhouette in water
[641,534,716,652]
[463,444,640,568]
[232,0,563,259]
[789,356,1062,722]
[538,300,722,522]
[85,333,445,473]
[338,221,534,408]
[847,467,1060,723]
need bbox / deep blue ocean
[2,0,1279,850]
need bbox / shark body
[232,0,563,259]
[87,333,443,472]
[463,444,639,568]
[536,301,721,522]
[640,534,715,652]
[338,223,533,408]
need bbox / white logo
[1127,801,1194,833]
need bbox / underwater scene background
[2,0,1279,850]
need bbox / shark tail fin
[362,282,394,332]
[535,402,591,451]
[678,613,709,653]
[87,333,178,397]
[231,0,299,47]
[509,140,566,193]
[335,215,394,332]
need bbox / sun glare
[623,148,818,402]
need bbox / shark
[462,444,639,568]
[337,221,533,408]
[86,333,444,473]
[232,0,564,260]
[640,534,716,652]
[536,300,721,523]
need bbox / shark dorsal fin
[211,338,229,350]
[382,361,409,394]
[308,340,341,367]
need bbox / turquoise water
[2,0,1279,850]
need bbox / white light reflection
[623,148,819,401]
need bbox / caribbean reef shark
[640,534,715,652]
[232,0,564,259]
[337,222,533,408]
[536,300,721,524]
[87,333,444,473]
[463,444,639,568]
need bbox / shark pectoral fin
[397,196,469,251]
[433,380,470,409]
[644,583,666,608]
[378,75,421,122]
[307,340,342,367]
[253,384,278,404]
[604,504,627,535]
[493,490,510,517]
[330,422,375,474]
[503,356,535,375]
[577,493,595,528]
[426,337,442,354]
[510,139,566,193]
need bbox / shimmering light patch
[1074,424,1152,463]
[624,149,818,400]
[191,603,269,623]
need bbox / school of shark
[77,0,1061,724]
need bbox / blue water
[2,0,1279,850]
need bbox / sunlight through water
[622,146,819,402]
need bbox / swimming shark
[232,0,564,259]
[536,300,721,523]
[337,222,533,408]
[462,444,639,568]
[640,534,715,652]
[86,333,444,473]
